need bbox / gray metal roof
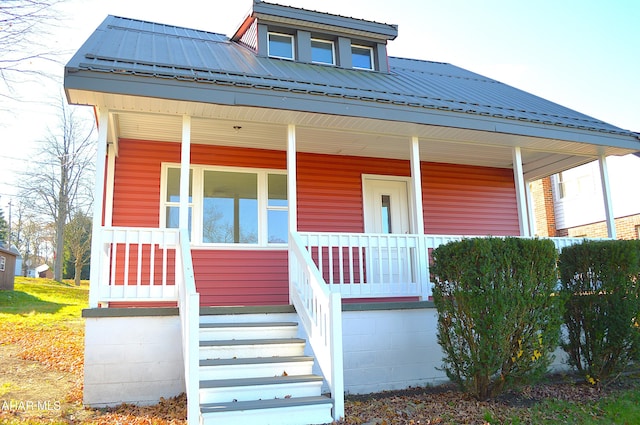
[65,15,638,142]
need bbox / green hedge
[558,239,640,385]
[431,237,562,400]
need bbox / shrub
[431,237,562,400]
[558,240,640,385]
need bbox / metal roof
[65,15,638,143]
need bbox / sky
[0,0,639,213]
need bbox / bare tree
[0,0,64,98]
[64,210,91,285]
[19,97,95,281]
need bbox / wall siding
[112,141,518,306]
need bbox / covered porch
[86,98,626,308]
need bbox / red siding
[110,141,518,306]
[112,139,285,227]
[192,250,289,306]
[297,153,410,232]
[422,162,519,236]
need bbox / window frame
[351,44,374,70]
[311,38,335,65]
[0,256,5,272]
[267,32,295,60]
[160,163,288,248]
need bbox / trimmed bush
[431,237,562,400]
[558,240,640,385]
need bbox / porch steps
[198,318,334,425]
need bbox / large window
[162,165,287,246]
[311,39,335,65]
[352,45,374,70]
[268,32,294,60]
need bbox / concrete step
[200,395,334,425]
[200,321,299,341]
[199,338,307,360]
[199,355,315,380]
[199,374,324,404]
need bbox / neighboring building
[0,243,17,290]
[531,154,640,239]
[64,1,640,424]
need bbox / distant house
[0,243,17,290]
[532,153,640,239]
[64,1,640,423]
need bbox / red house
[64,2,640,424]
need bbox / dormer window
[311,39,335,65]
[268,32,294,60]
[351,45,374,70]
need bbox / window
[162,165,287,246]
[268,32,294,60]
[311,39,334,65]
[352,45,374,70]
[0,256,5,272]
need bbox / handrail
[175,229,200,424]
[289,231,344,421]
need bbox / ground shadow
[0,290,68,316]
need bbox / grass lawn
[1,278,640,424]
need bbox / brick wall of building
[532,176,640,240]
[557,214,640,240]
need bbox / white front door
[363,178,412,286]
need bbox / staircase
[198,311,335,425]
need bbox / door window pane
[381,195,392,233]
[203,171,258,243]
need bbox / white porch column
[88,108,109,308]
[512,147,530,237]
[524,180,535,236]
[287,124,297,234]
[179,116,191,230]
[598,155,617,239]
[104,144,116,226]
[410,136,425,235]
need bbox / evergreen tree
[0,208,8,242]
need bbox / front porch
[85,223,594,422]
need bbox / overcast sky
[1,0,638,207]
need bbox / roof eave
[64,69,640,153]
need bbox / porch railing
[90,227,179,307]
[299,232,595,300]
[175,229,200,424]
[289,231,345,420]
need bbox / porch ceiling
[78,90,634,180]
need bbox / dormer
[232,0,398,72]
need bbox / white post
[524,180,535,237]
[287,124,297,305]
[512,147,530,237]
[410,136,425,235]
[410,137,430,299]
[88,108,109,308]
[287,124,297,234]
[180,116,191,231]
[104,144,116,226]
[598,155,617,239]
[330,291,344,420]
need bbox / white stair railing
[175,229,200,424]
[289,231,344,421]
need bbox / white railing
[175,229,200,424]
[289,231,344,421]
[300,232,595,300]
[90,227,180,306]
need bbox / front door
[363,177,412,285]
